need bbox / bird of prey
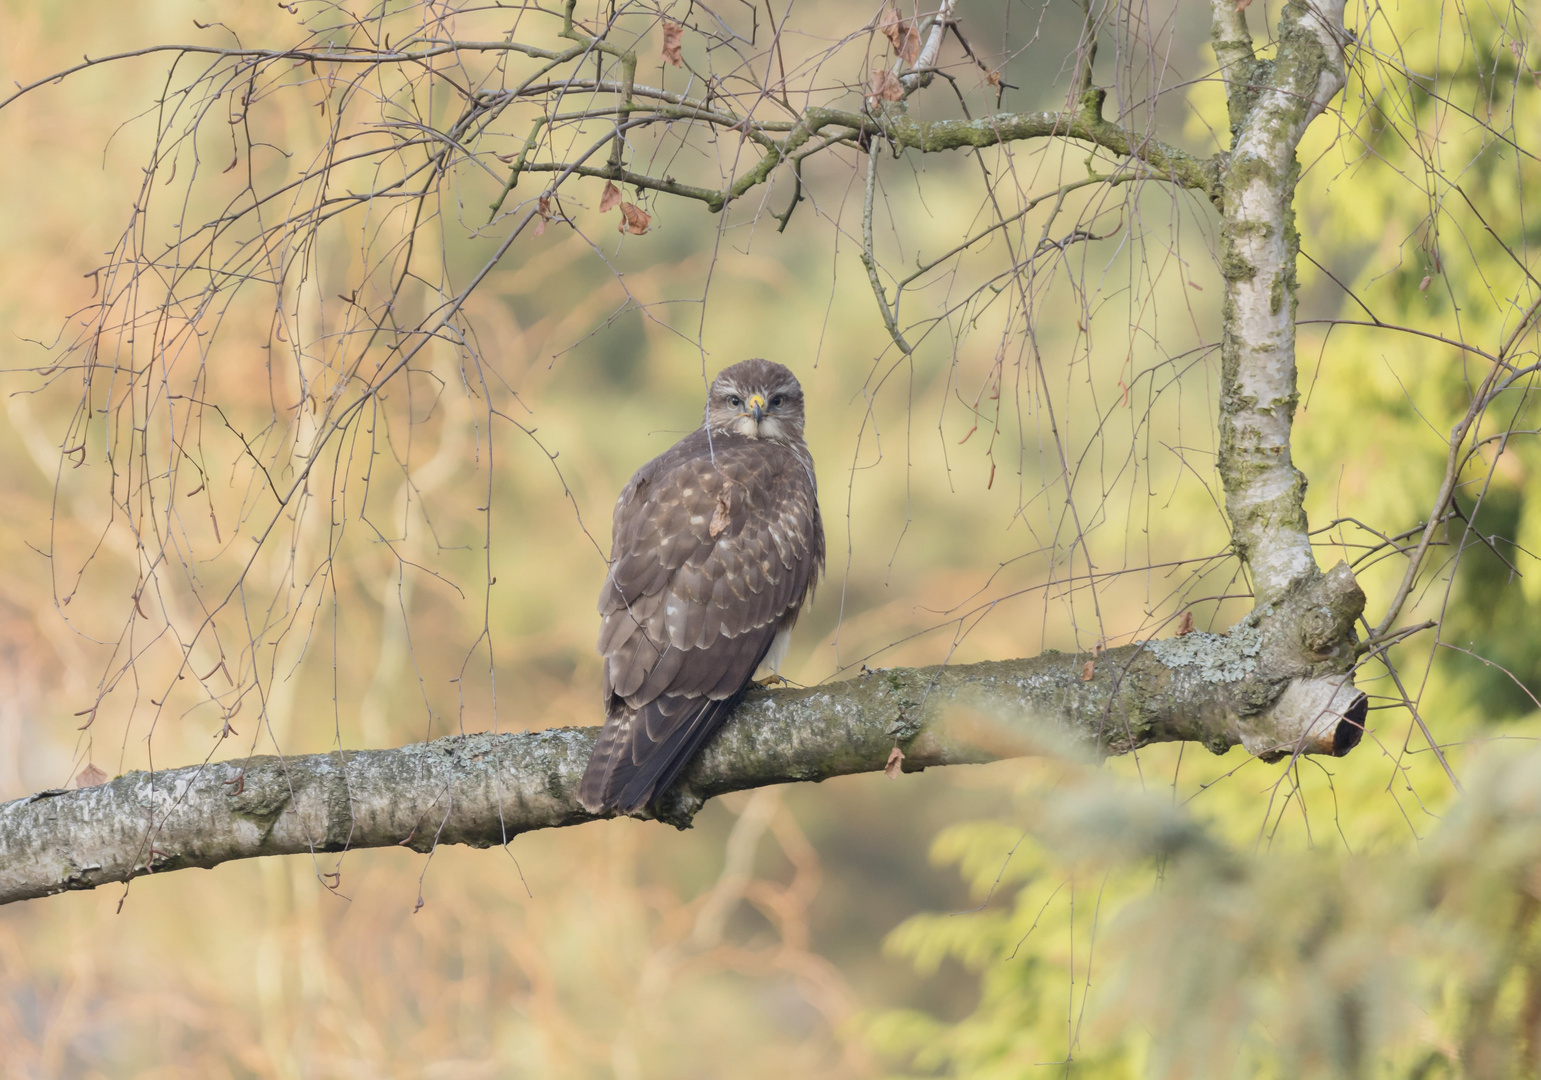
[579,359,825,815]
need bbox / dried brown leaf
[870,68,904,102]
[884,745,905,778]
[1419,274,1432,292]
[662,20,684,66]
[1093,640,1105,658]
[534,195,551,236]
[1081,659,1095,682]
[709,488,731,537]
[1176,610,1195,636]
[986,69,1002,89]
[76,763,108,788]
[879,7,920,63]
[618,201,651,235]
[599,180,622,213]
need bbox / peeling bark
[0,570,1366,907]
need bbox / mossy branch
[0,567,1366,908]
[488,90,1219,223]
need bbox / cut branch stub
[1224,560,1368,759]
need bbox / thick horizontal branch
[8,41,1219,223]
[492,83,1217,203]
[865,95,1220,196]
[0,591,1368,907]
[715,99,1219,211]
[492,90,1220,219]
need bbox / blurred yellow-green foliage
[0,0,1538,1075]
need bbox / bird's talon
[754,673,787,688]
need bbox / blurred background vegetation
[0,0,1538,1075]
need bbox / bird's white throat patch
[727,415,793,442]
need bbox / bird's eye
[770,395,784,408]
[729,396,742,408]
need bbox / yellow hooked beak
[748,393,766,422]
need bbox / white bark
[1238,673,1361,758]
[1217,0,1350,604]
[898,0,957,90]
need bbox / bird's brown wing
[579,430,823,814]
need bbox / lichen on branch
[0,570,1366,908]
[1215,0,1351,603]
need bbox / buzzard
[578,359,825,815]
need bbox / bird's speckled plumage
[579,360,824,815]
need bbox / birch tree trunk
[1208,0,1360,749]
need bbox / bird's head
[704,359,806,443]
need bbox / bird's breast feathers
[597,430,822,694]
